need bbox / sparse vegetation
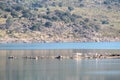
[0,0,119,42]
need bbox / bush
[42,15,51,20]
[45,22,52,28]
[22,9,31,18]
[55,10,80,23]
[6,17,13,29]
[72,14,82,18]
[79,0,83,2]
[12,5,24,11]
[22,9,30,14]
[22,13,31,18]
[30,24,40,31]
[11,10,19,18]
[79,21,85,25]
[101,20,109,24]
[61,16,71,23]
[58,2,63,7]
[84,18,89,22]
[103,1,110,5]
[68,6,74,11]
[51,16,60,21]
[32,2,43,8]
[79,4,84,7]
[0,2,6,10]
[52,2,56,6]
[5,8,12,12]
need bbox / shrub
[68,6,74,11]
[61,16,71,23]
[79,21,85,25]
[84,18,89,22]
[22,9,31,18]
[22,13,31,18]
[13,5,24,11]
[52,2,56,6]
[58,2,63,7]
[103,1,110,5]
[42,15,51,20]
[51,16,60,21]
[5,8,11,12]
[79,4,84,7]
[107,6,112,9]
[45,22,52,28]
[101,20,109,24]
[79,0,83,2]
[11,10,19,18]
[6,17,13,29]
[0,2,6,10]
[30,24,40,31]
[55,10,80,23]
[72,14,82,18]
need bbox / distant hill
[0,0,120,43]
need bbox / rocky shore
[8,53,120,60]
[0,36,120,43]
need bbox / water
[0,42,120,50]
[0,49,120,80]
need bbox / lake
[0,42,120,50]
[0,42,120,80]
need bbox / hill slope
[0,0,120,43]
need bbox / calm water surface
[0,42,120,49]
[0,49,120,80]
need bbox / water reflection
[0,50,120,80]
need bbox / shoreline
[7,53,120,60]
[0,37,120,43]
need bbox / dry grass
[0,18,6,24]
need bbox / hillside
[0,0,120,43]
